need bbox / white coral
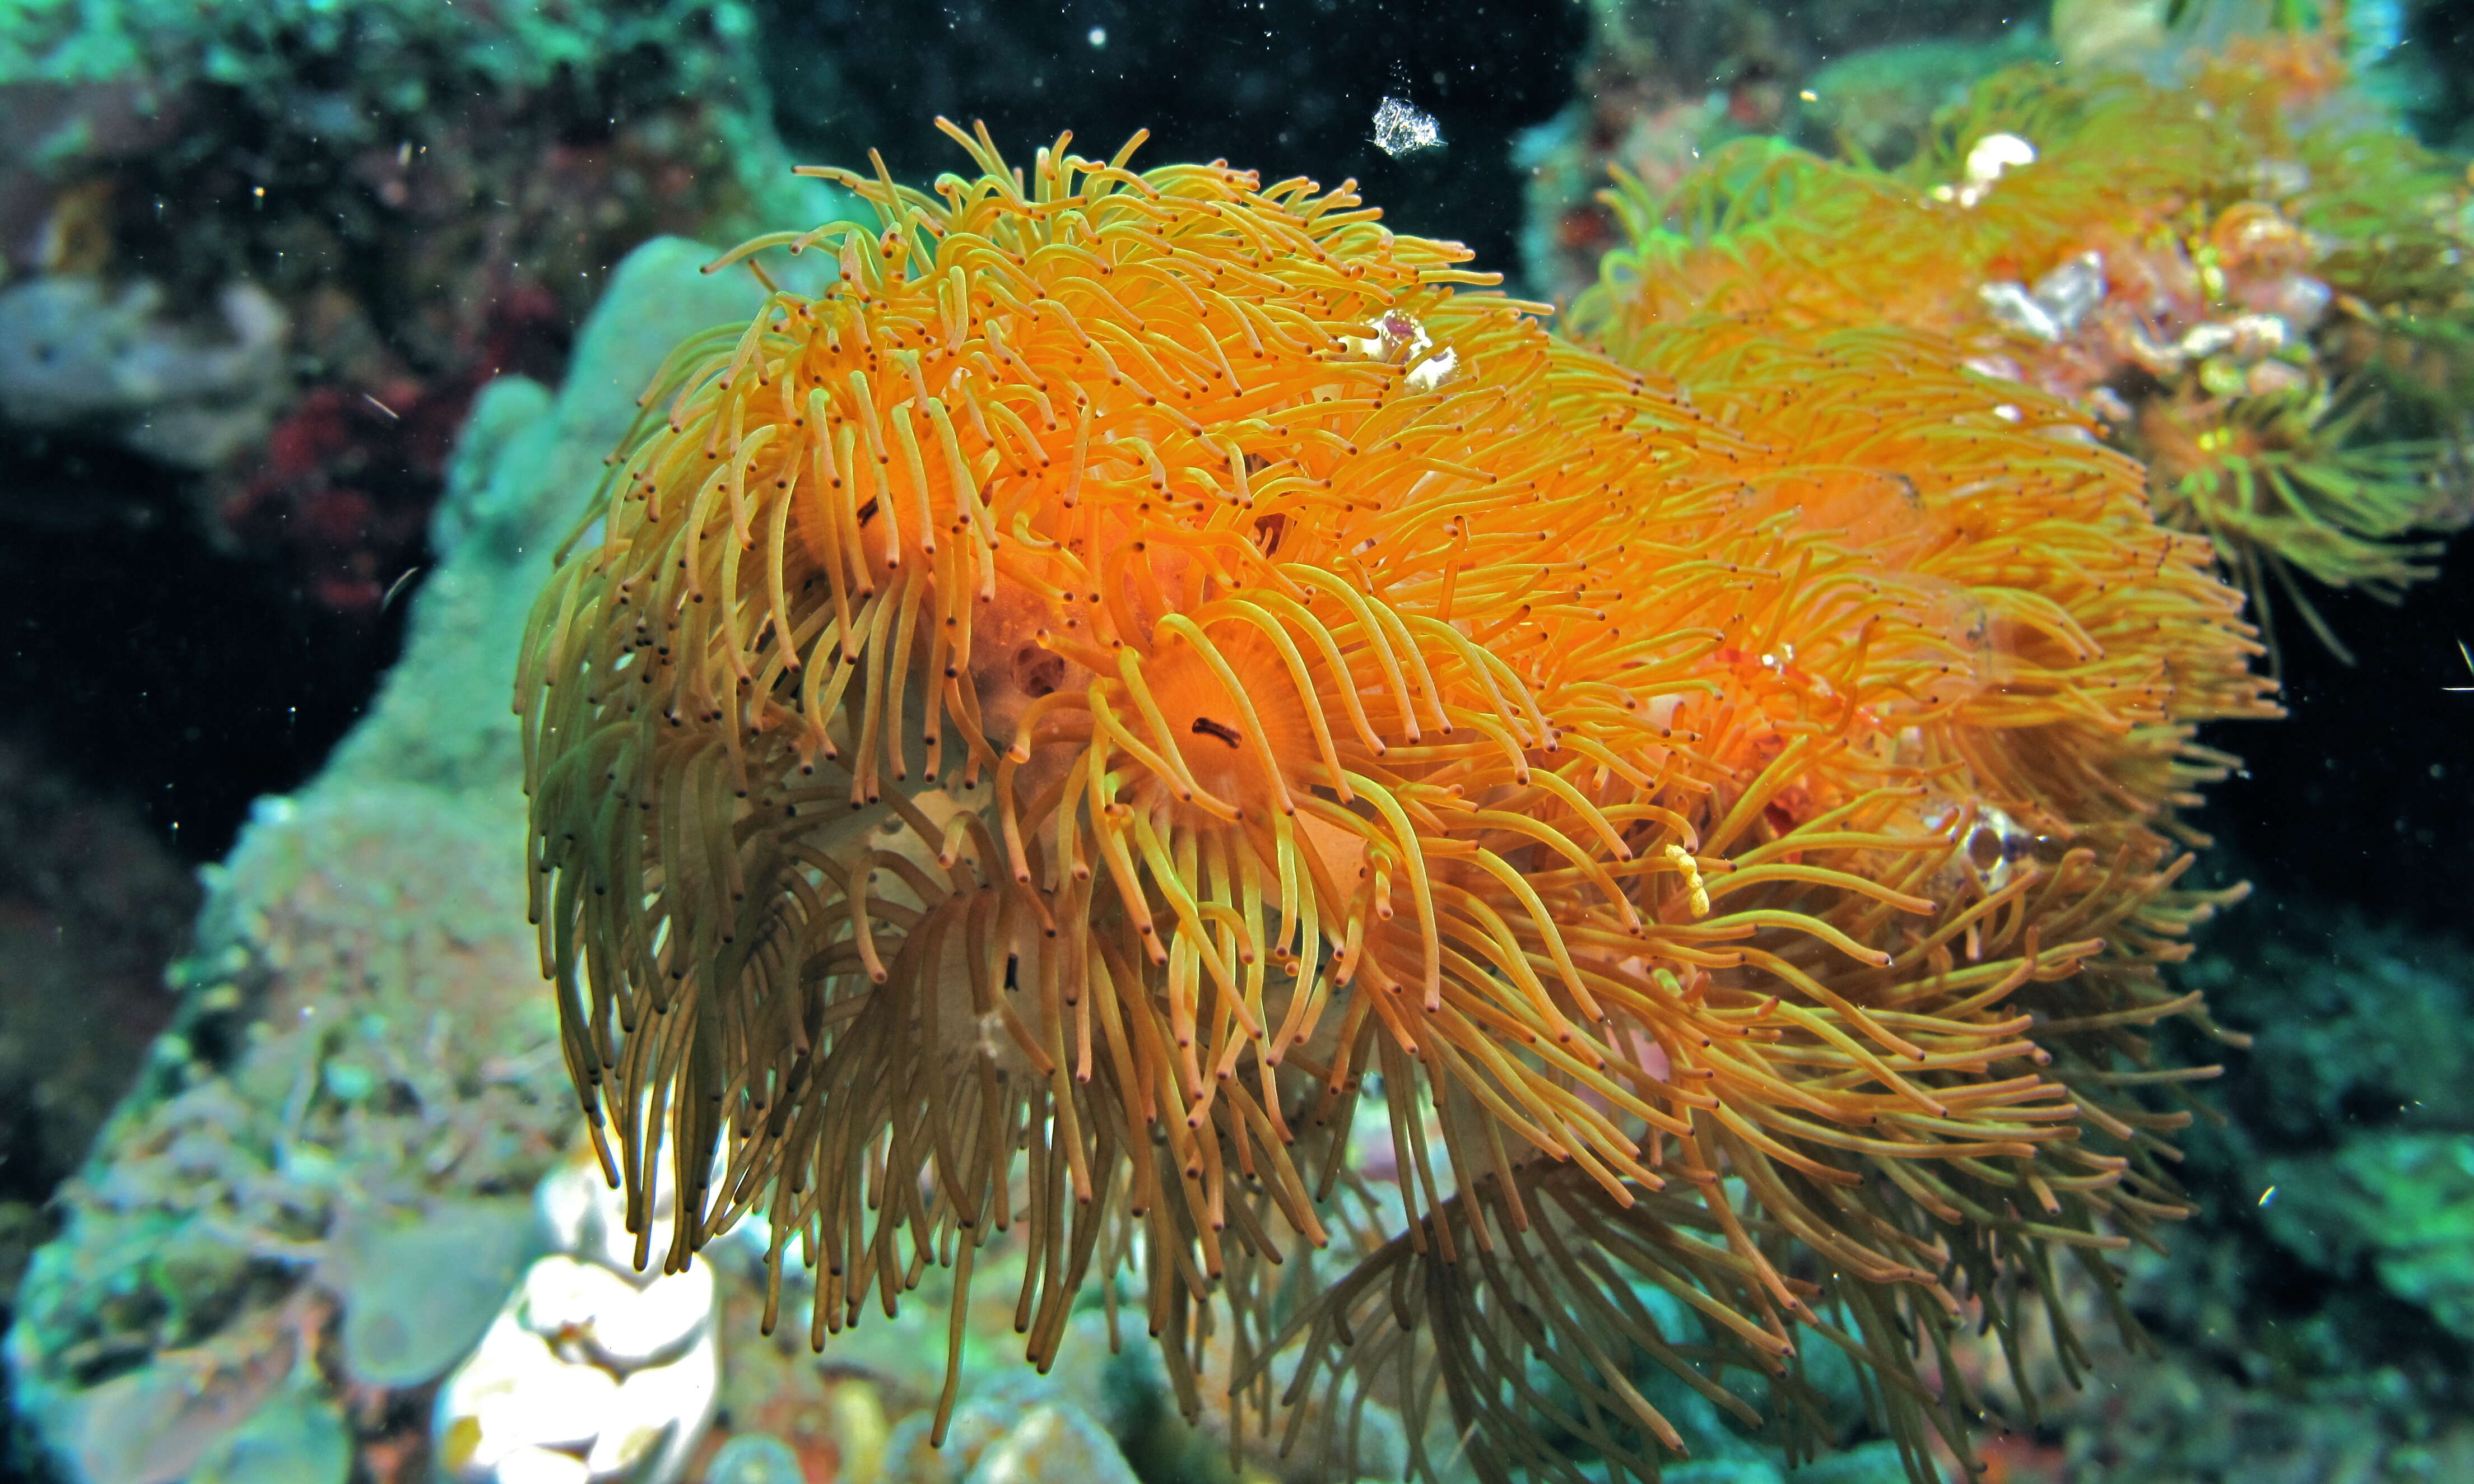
[434,1152,720,1484]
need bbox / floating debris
[1370,94,1443,156]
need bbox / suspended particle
[1371,96,1443,157]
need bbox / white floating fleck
[440,1150,728,1484]
[1371,96,1444,157]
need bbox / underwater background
[2,2,2474,1482]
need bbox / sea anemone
[520,124,2276,1481]
[1573,38,2474,659]
[2134,384,2454,657]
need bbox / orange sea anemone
[519,123,2277,1481]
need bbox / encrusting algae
[1573,30,2474,662]
[517,120,2281,1482]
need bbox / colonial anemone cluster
[519,122,2277,1482]
[1574,34,2474,660]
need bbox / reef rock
[4,236,768,1484]
[0,274,287,468]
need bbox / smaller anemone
[1574,35,2474,660]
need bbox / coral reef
[0,739,197,1338]
[0,0,819,282]
[10,10,2473,1484]
[6,224,1289,1484]
[0,0,845,613]
[1,775,569,1484]
[2160,904,2474,1382]
[4,236,772,1484]
[518,120,2282,1483]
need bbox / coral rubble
[432,1151,722,1484]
